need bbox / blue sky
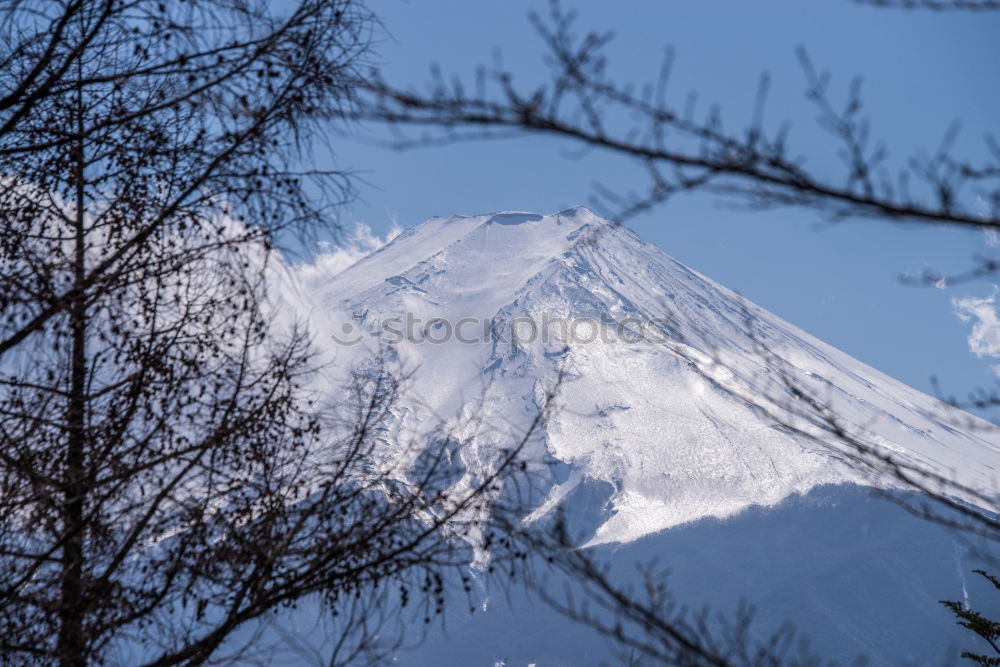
[323,0,1000,406]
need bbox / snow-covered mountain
[251,206,1000,665]
[306,206,998,546]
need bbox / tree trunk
[58,80,88,667]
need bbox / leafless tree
[359,2,998,230]
[0,1,548,665]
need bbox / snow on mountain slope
[305,207,1000,545]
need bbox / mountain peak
[308,209,1000,545]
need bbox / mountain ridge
[304,207,999,545]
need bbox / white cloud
[294,221,402,292]
[953,289,1000,359]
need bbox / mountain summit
[311,207,999,545]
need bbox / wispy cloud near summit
[295,221,402,292]
[953,289,1000,375]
